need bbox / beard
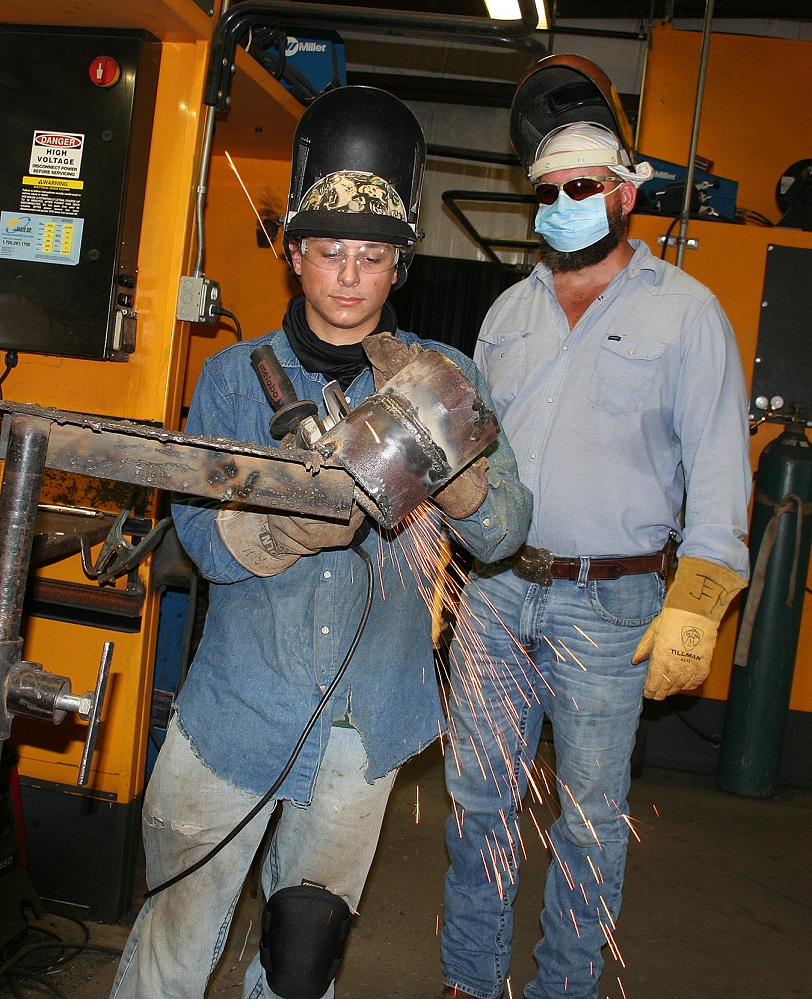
[538,201,629,273]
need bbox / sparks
[415,785,420,824]
[558,640,588,671]
[364,419,381,443]
[573,623,600,647]
[224,150,278,258]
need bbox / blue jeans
[441,564,664,999]
[110,718,396,999]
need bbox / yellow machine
[0,0,536,921]
[0,0,302,919]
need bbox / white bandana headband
[529,122,654,187]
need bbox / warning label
[21,175,83,217]
[29,131,85,179]
[0,210,84,266]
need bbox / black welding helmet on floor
[510,54,639,184]
[284,85,425,283]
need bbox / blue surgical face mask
[534,191,610,253]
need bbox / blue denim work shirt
[172,328,533,801]
[476,239,751,576]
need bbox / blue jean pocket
[587,571,665,626]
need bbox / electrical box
[0,25,161,361]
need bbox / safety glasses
[300,239,400,274]
[534,176,621,206]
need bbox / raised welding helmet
[284,86,425,287]
[510,54,639,183]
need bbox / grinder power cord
[144,540,374,902]
[145,331,496,901]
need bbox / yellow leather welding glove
[363,331,490,519]
[216,505,367,577]
[632,556,747,700]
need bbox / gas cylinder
[718,422,812,796]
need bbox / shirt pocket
[478,329,528,409]
[588,334,667,414]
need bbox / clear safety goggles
[300,239,400,274]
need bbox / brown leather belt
[512,537,677,586]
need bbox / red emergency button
[89,56,121,88]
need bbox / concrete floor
[3,738,810,999]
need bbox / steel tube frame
[0,415,51,739]
[0,402,357,742]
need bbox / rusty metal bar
[0,402,356,520]
[0,414,51,739]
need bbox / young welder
[109,86,531,999]
[435,55,751,999]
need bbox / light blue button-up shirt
[172,328,532,800]
[475,239,750,576]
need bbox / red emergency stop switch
[89,55,121,88]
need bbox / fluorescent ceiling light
[485,0,548,30]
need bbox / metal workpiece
[316,350,499,529]
[0,402,357,521]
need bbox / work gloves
[363,331,490,520]
[632,556,747,700]
[216,505,367,577]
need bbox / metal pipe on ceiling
[205,0,546,111]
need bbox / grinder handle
[250,344,318,437]
[251,344,298,410]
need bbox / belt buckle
[513,546,556,586]
[536,549,555,586]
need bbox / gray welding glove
[216,505,367,577]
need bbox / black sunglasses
[534,176,621,206]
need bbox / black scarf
[282,293,398,391]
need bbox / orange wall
[638,22,812,225]
[633,22,812,712]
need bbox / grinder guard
[317,350,497,529]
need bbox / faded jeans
[110,717,396,999]
[440,564,664,999]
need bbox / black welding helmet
[284,86,425,277]
[510,54,638,183]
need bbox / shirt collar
[529,237,661,290]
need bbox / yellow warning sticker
[23,176,84,190]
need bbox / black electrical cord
[658,216,681,260]
[0,349,19,400]
[215,307,243,341]
[145,541,375,900]
[671,703,722,747]
[0,917,122,999]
